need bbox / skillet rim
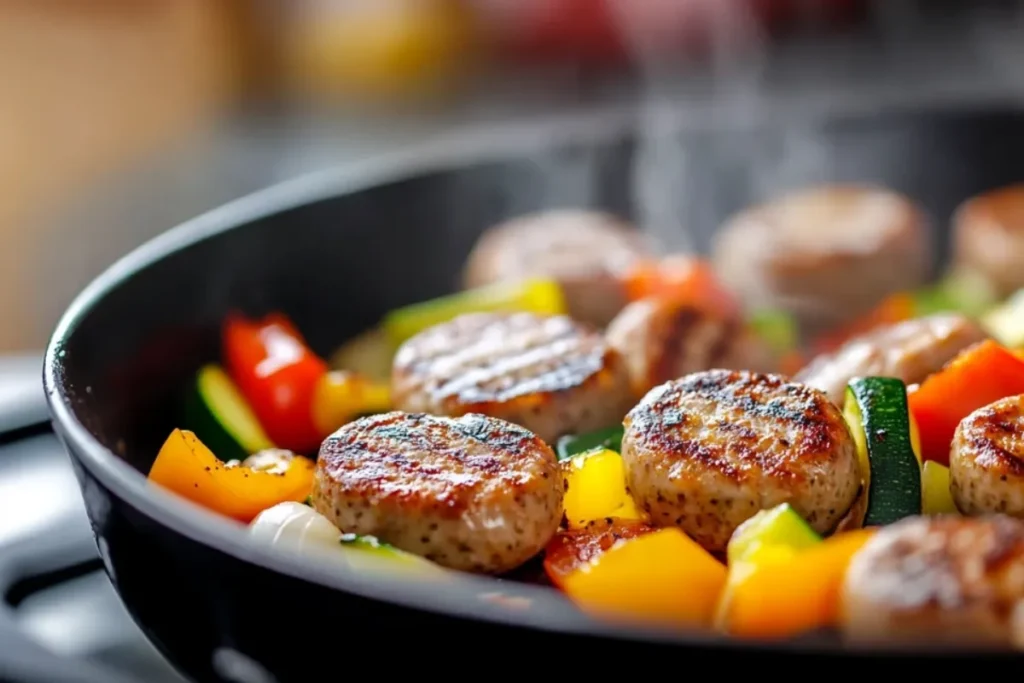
[42,101,1019,658]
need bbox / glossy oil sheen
[49,108,1024,681]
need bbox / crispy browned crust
[625,370,849,483]
[956,397,1024,478]
[841,515,1024,649]
[317,411,558,520]
[606,298,775,398]
[950,395,1024,517]
[391,312,635,443]
[795,313,988,406]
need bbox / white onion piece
[249,502,444,578]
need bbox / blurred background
[5,0,1024,351]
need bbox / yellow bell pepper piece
[383,278,566,347]
[311,370,391,437]
[921,460,957,514]
[561,528,726,627]
[149,429,315,523]
[721,529,875,639]
[562,449,644,528]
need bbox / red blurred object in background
[470,0,865,63]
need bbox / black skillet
[35,104,1024,682]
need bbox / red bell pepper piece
[908,340,1024,465]
[620,256,740,318]
[222,312,328,454]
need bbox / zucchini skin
[846,377,922,526]
[555,425,625,461]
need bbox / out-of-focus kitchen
[4,2,1024,681]
[8,0,1024,351]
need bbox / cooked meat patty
[951,395,1024,517]
[463,210,651,327]
[313,411,563,574]
[391,312,634,444]
[606,297,777,398]
[841,515,1024,649]
[620,369,861,553]
[795,313,988,406]
[711,185,930,334]
[952,183,1024,298]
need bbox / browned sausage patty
[620,370,861,553]
[463,210,651,327]
[950,395,1024,517]
[952,183,1024,297]
[795,313,988,406]
[605,297,777,398]
[313,411,563,574]
[712,185,930,334]
[841,515,1024,650]
[391,312,634,445]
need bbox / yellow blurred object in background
[282,0,478,99]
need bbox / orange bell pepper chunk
[148,429,315,523]
[723,528,875,639]
[560,527,727,627]
[543,518,656,589]
[620,256,740,318]
[812,292,916,354]
[908,340,1024,465]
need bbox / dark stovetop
[0,359,185,683]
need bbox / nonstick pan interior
[46,104,1024,662]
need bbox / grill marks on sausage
[649,306,740,388]
[627,370,843,482]
[958,401,1024,478]
[396,313,609,408]
[318,411,555,518]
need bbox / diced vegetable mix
[149,429,314,523]
[908,339,1024,465]
[142,247,1024,642]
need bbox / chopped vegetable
[184,364,275,462]
[844,377,921,526]
[543,518,656,589]
[329,327,394,382]
[921,460,957,515]
[561,449,644,528]
[620,256,740,318]
[747,308,799,356]
[981,288,1024,348]
[555,425,624,461]
[721,529,875,638]
[908,340,1024,465]
[249,502,443,575]
[921,267,999,317]
[310,370,391,437]
[716,504,822,628]
[148,429,315,523]
[560,528,727,627]
[726,503,821,566]
[223,312,328,454]
[383,277,566,347]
